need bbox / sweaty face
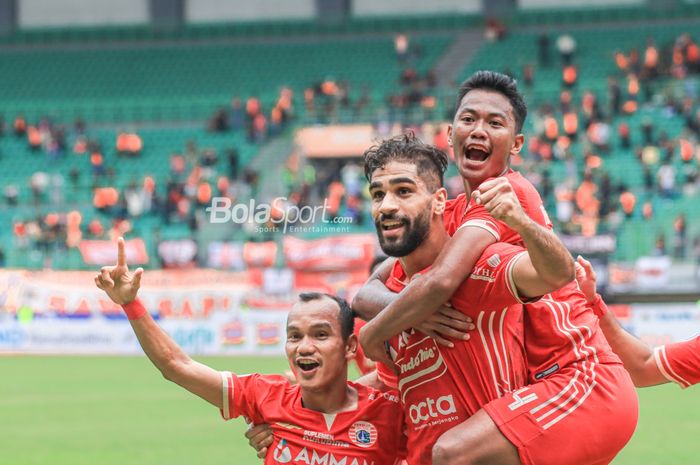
[449,89,524,189]
[369,161,434,258]
[285,299,351,393]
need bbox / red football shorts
[483,363,638,465]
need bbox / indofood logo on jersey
[408,394,457,425]
[399,347,436,374]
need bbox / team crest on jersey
[273,439,292,463]
[487,254,501,268]
[348,421,377,448]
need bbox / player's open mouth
[464,146,490,162]
[381,220,406,231]
[297,360,320,372]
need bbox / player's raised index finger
[117,237,126,266]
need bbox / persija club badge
[348,421,377,448]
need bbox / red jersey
[219,372,405,465]
[443,169,552,243]
[445,169,621,384]
[654,335,700,388]
[382,243,529,465]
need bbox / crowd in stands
[507,31,700,259]
[6,112,260,257]
[4,29,700,265]
[207,87,295,143]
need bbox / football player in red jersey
[357,71,637,465]
[95,238,406,465]
[577,256,700,388]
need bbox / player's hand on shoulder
[358,324,394,367]
[246,423,274,459]
[472,177,528,229]
[94,237,144,305]
[415,304,474,347]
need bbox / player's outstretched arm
[354,253,474,358]
[575,256,667,387]
[94,237,224,408]
[473,177,574,291]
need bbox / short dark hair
[363,132,448,192]
[456,70,527,133]
[298,292,355,341]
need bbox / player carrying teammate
[94,238,406,465]
[356,71,638,465]
[363,133,577,464]
[576,256,700,388]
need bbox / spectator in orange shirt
[116,131,143,158]
[13,115,26,137]
[562,64,577,88]
[643,37,659,80]
[619,187,636,218]
[576,172,600,224]
[326,178,345,220]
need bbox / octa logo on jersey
[408,394,457,424]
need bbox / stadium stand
[1,5,700,268]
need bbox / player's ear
[345,334,358,361]
[433,187,447,215]
[447,124,453,146]
[511,133,525,156]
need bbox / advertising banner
[283,234,376,271]
[79,238,149,265]
[158,239,198,268]
[207,241,246,270]
[0,309,288,356]
[628,303,700,348]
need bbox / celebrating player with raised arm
[356,71,638,465]
[576,256,700,388]
[247,133,638,465]
[360,133,569,464]
[94,238,406,465]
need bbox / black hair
[298,292,355,341]
[363,132,448,192]
[456,70,528,133]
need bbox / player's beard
[375,210,431,258]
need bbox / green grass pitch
[1,356,698,464]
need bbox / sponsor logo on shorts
[534,363,560,380]
[408,394,457,425]
[348,421,377,448]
